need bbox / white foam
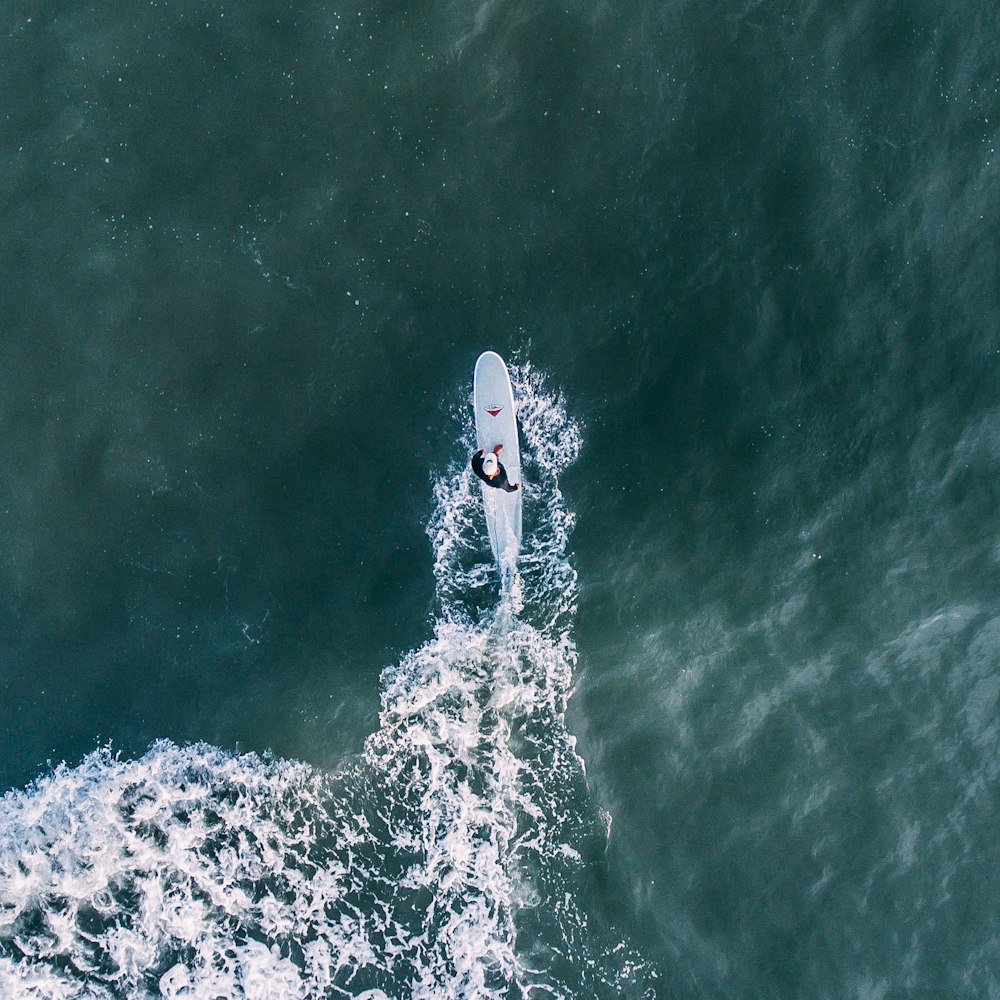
[0,363,656,998]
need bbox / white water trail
[0,363,656,998]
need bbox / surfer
[471,444,520,492]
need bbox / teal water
[2,1,999,996]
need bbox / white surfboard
[473,351,522,576]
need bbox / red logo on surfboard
[485,405,503,417]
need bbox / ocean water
[2,0,999,997]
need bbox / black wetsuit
[471,450,519,492]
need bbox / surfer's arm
[494,463,518,492]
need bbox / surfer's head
[483,453,499,477]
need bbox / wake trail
[0,363,657,999]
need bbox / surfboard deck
[473,351,522,575]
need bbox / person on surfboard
[471,444,520,492]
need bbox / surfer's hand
[494,444,503,454]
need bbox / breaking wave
[0,364,656,998]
